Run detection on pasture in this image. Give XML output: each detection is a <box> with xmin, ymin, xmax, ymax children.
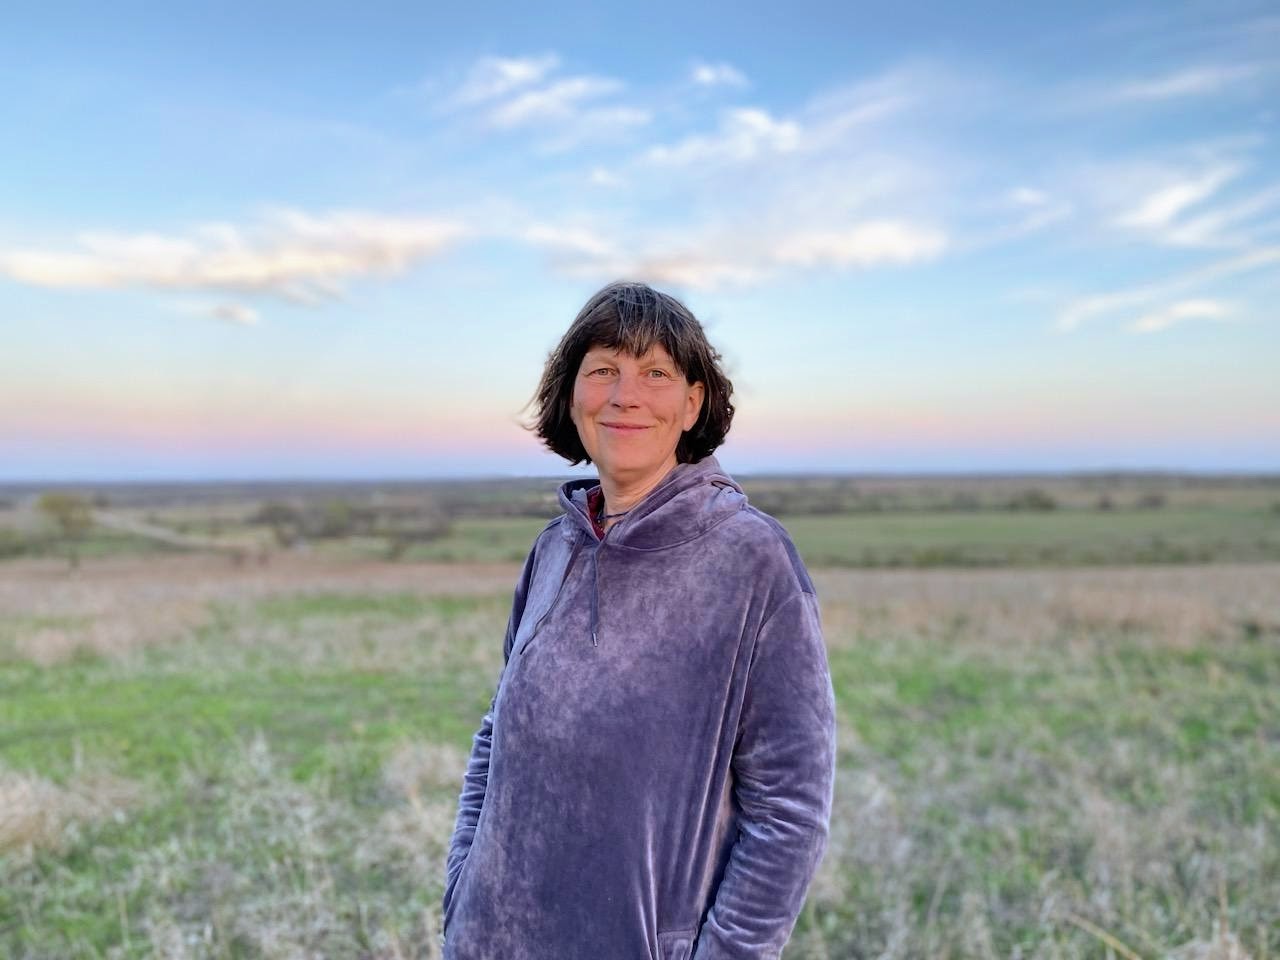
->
<box><xmin>2</xmin><ymin>551</ymin><xmax>1276</xmax><ymax>959</ymax></box>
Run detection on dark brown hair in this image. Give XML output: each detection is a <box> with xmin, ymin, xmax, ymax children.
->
<box><xmin>530</xmin><ymin>281</ymin><xmax>735</xmax><ymax>465</ymax></box>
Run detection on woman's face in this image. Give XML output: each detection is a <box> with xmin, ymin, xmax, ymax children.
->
<box><xmin>570</xmin><ymin>343</ymin><xmax>705</xmax><ymax>489</ymax></box>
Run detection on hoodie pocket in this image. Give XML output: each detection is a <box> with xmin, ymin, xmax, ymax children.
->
<box><xmin>657</xmin><ymin>929</ymin><xmax>696</xmax><ymax>960</ymax></box>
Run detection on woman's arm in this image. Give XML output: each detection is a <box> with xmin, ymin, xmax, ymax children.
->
<box><xmin>694</xmin><ymin>590</ymin><xmax>837</xmax><ymax>960</ymax></box>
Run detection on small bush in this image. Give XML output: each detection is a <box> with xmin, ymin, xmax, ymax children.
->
<box><xmin>0</xmin><ymin>528</ymin><xmax>30</xmax><ymax>558</ymax></box>
<box><xmin>1006</xmin><ymin>488</ymin><xmax>1057</xmax><ymax>511</ymax></box>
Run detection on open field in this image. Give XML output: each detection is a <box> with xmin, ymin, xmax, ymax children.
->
<box><xmin>5</xmin><ymin>474</ymin><xmax>1280</xmax><ymax>570</ymax></box>
<box><xmin>1</xmin><ymin>554</ymin><xmax>1276</xmax><ymax>958</ymax></box>
<box><xmin>7</xmin><ymin>508</ymin><xmax>1280</xmax><ymax>570</ymax></box>
<box><xmin>359</xmin><ymin>506</ymin><xmax>1280</xmax><ymax>567</ymax></box>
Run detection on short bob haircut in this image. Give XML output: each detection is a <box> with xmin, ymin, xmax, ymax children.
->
<box><xmin>531</xmin><ymin>281</ymin><xmax>735</xmax><ymax>466</ymax></box>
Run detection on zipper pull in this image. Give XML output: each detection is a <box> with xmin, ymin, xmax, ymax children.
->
<box><xmin>591</xmin><ymin>629</ymin><xmax>598</xmax><ymax>647</ymax></box>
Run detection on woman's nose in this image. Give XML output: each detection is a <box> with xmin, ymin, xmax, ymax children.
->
<box><xmin>609</xmin><ymin>371</ymin><xmax>641</xmax><ymax>407</ymax></box>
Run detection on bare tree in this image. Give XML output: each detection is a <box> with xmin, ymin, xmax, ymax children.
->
<box><xmin>37</xmin><ymin>492</ymin><xmax>94</xmax><ymax>571</ymax></box>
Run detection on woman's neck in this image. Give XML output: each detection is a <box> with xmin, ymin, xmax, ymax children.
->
<box><xmin>598</xmin><ymin>458</ymin><xmax>677</xmax><ymax>527</ymax></box>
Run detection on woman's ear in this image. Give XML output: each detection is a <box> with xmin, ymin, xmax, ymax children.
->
<box><xmin>684</xmin><ymin>382</ymin><xmax>706</xmax><ymax>431</ymax></box>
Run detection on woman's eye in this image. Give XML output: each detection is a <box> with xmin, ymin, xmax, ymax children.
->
<box><xmin>647</xmin><ymin>369</ymin><xmax>671</xmax><ymax>379</ymax></box>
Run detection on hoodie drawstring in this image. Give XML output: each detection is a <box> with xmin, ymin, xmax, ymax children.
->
<box><xmin>589</xmin><ymin>546</ymin><xmax>599</xmax><ymax>647</ymax></box>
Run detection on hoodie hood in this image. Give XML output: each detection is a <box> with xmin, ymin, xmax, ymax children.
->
<box><xmin>556</xmin><ymin>455</ymin><xmax>745</xmax><ymax>551</ymax></box>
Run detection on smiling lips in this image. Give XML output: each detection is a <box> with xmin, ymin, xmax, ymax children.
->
<box><xmin>601</xmin><ymin>422</ymin><xmax>650</xmax><ymax>431</ymax></box>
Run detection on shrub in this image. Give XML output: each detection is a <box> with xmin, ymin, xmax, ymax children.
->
<box><xmin>0</xmin><ymin>528</ymin><xmax>29</xmax><ymax>558</ymax></box>
<box><xmin>1006</xmin><ymin>488</ymin><xmax>1057</xmax><ymax>512</ymax></box>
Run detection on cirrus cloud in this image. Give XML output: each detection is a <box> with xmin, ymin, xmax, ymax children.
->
<box><xmin>690</xmin><ymin>61</ymin><xmax>749</xmax><ymax>89</ymax></box>
<box><xmin>451</xmin><ymin>53</ymin><xmax>560</xmax><ymax>106</ymax></box>
<box><xmin>774</xmin><ymin>221</ymin><xmax>947</xmax><ymax>268</ymax></box>
<box><xmin>1129</xmin><ymin>298</ymin><xmax>1232</xmax><ymax>333</ymax></box>
<box><xmin>645</xmin><ymin>107</ymin><xmax>801</xmax><ymax>166</ymax></box>
<box><xmin>1114</xmin><ymin>63</ymin><xmax>1268</xmax><ymax>102</ymax></box>
<box><xmin>0</xmin><ymin>209</ymin><xmax>465</xmax><ymax>305</ymax></box>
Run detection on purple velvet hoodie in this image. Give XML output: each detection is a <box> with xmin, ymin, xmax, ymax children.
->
<box><xmin>443</xmin><ymin>455</ymin><xmax>836</xmax><ymax>960</ymax></box>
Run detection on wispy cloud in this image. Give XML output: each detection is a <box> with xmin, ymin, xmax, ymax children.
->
<box><xmin>170</xmin><ymin>300</ymin><xmax>261</xmax><ymax>326</ymax></box>
<box><xmin>1114</xmin><ymin>164</ymin><xmax>1240</xmax><ymax>231</ymax></box>
<box><xmin>520</xmin><ymin>223</ymin><xmax>617</xmax><ymax>260</ymax></box>
<box><xmin>529</xmin><ymin>216</ymin><xmax>946</xmax><ymax>291</ymax></box>
<box><xmin>440</xmin><ymin>52</ymin><xmax>649</xmax><ymax>144</ymax></box>
<box><xmin>451</xmin><ymin>54</ymin><xmax>560</xmax><ymax>105</ymax></box>
<box><xmin>0</xmin><ymin>210</ymin><xmax>464</xmax><ymax>306</ymax></box>
<box><xmin>1129</xmin><ymin>298</ymin><xmax>1232</xmax><ymax>333</ymax></box>
<box><xmin>587</xmin><ymin>167</ymin><xmax>624</xmax><ymax>187</ymax></box>
<box><xmin>519</xmin><ymin>64</ymin><xmax>958</xmax><ymax>290</ymax></box>
<box><xmin>774</xmin><ymin>221</ymin><xmax>947</xmax><ymax>268</ymax></box>
<box><xmin>604</xmin><ymin>252</ymin><xmax>766</xmax><ymax>291</ymax></box>
<box><xmin>1162</xmin><ymin>182</ymin><xmax>1280</xmax><ymax>247</ymax></box>
<box><xmin>999</xmin><ymin>186</ymin><xmax>1073</xmax><ymax>237</ymax></box>
<box><xmin>645</xmin><ymin>107</ymin><xmax>800</xmax><ymax>166</ymax></box>
<box><xmin>487</xmin><ymin>75</ymin><xmax>622</xmax><ymax>127</ymax></box>
<box><xmin>690</xmin><ymin>61</ymin><xmax>749</xmax><ymax>88</ymax></box>
<box><xmin>1057</xmin><ymin>246</ymin><xmax>1280</xmax><ymax>331</ymax></box>
<box><xmin>645</xmin><ymin>68</ymin><xmax>917</xmax><ymax>171</ymax></box>
<box><xmin>538</xmin><ymin>106</ymin><xmax>653</xmax><ymax>153</ymax></box>
<box><xmin>1114</xmin><ymin>63</ymin><xmax>1266</xmax><ymax>101</ymax></box>
<box><xmin>796</xmin><ymin>67</ymin><xmax>923</xmax><ymax>148</ymax></box>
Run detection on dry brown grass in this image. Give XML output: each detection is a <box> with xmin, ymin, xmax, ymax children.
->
<box><xmin>114</xmin><ymin>734</ymin><xmax>448</xmax><ymax>960</ymax></box>
<box><xmin>367</xmin><ymin>740</ymin><xmax>468</xmax><ymax>887</ymax></box>
<box><xmin>6</xmin><ymin>553</ymin><xmax>1275</xmax><ymax>668</ymax></box>
<box><xmin>814</xmin><ymin>563</ymin><xmax>1280</xmax><ymax>654</ymax></box>
<box><xmin>383</xmin><ymin>741</ymin><xmax>470</xmax><ymax>801</ymax></box>
<box><xmin>0</xmin><ymin>766</ymin><xmax>141</xmax><ymax>861</ymax></box>
<box><xmin>0</xmin><ymin>554</ymin><xmax>520</xmax><ymax>666</ymax></box>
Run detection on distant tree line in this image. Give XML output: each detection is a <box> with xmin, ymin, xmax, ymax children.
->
<box><xmin>741</xmin><ymin>484</ymin><xmax>1182</xmax><ymax>516</ymax></box>
<box><xmin>248</xmin><ymin>497</ymin><xmax>451</xmax><ymax>559</ymax></box>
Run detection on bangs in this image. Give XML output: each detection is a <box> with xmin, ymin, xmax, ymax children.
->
<box><xmin>576</xmin><ymin>286</ymin><xmax>699</xmax><ymax>379</ymax></box>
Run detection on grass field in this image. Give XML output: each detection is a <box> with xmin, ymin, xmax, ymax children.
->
<box><xmin>1</xmin><ymin>555</ymin><xmax>1276</xmax><ymax>958</ymax></box>
<box><xmin>309</xmin><ymin>506</ymin><xmax>1280</xmax><ymax>568</ymax></box>
<box><xmin>6</xmin><ymin>479</ymin><xmax>1280</xmax><ymax>571</ymax></box>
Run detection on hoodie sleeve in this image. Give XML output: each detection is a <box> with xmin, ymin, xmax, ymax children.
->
<box><xmin>442</xmin><ymin>543</ymin><xmax>537</xmax><ymax>915</ymax></box>
<box><xmin>694</xmin><ymin>590</ymin><xmax>837</xmax><ymax>960</ymax></box>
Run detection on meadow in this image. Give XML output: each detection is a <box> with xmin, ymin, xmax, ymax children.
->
<box><xmin>1</xmin><ymin>477</ymin><xmax>1278</xmax><ymax>958</ymax></box>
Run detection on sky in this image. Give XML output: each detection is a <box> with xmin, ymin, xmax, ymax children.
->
<box><xmin>2</xmin><ymin>0</ymin><xmax>1278</xmax><ymax>480</ymax></box>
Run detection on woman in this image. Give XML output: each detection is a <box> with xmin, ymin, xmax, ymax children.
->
<box><xmin>443</xmin><ymin>282</ymin><xmax>836</xmax><ymax>960</ymax></box>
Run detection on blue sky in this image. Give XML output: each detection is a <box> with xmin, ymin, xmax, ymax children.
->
<box><xmin>2</xmin><ymin>0</ymin><xmax>1278</xmax><ymax>479</ymax></box>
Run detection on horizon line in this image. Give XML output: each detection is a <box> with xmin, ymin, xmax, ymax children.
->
<box><xmin>4</xmin><ymin>466</ymin><xmax>1280</xmax><ymax>488</ymax></box>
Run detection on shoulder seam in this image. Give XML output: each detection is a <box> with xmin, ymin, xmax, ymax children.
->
<box><xmin>741</xmin><ymin>506</ymin><xmax>816</xmax><ymax>596</ymax></box>
<box><xmin>757</xmin><ymin>589</ymin><xmax>816</xmax><ymax>635</ymax></box>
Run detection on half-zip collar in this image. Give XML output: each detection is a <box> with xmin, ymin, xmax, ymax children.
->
<box><xmin>557</xmin><ymin>455</ymin><xmax>744</xmax><ymax>550</ymax></box>
<box><xmin>555</xmin><ymin>456</ymin><xmax>747</xmax><ymax>647</ymax></box>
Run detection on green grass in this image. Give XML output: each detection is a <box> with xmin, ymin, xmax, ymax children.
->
<box><xmin>780</xmin><ymin>506</ymin><xmax>1280</xmax><ymax>566</ymax></box>
<box><xmin>12</xmin><ymin>503</ymin><xmax>1280</xmax><ymax>569</ymax></box>
<box><xmin>0</xmin><ymin>595</ymin><xmax>502</xmax><ymax>797</ymax></box>
<box><xmin>327</xmin><ymin>506</ymin><xmax>1280</xmax><ymax>567</ymax></box>
<box><xmin>0</xmin><ymin>666</ymin><xmax>481</xmax><ymax>785</ymax></box>
<box><xmin>306</xmin><ymin>516</ymin><xmax>549</xmax><ymax>564</ymax></box>
<box><xmin>1</xmin><ymin>590</ymin><xmax>505</xmax><ymax>958</ymax></box>
<box><xmin>2</xmin><ymin>570</ymin><xmax>1277</xmax><ymax>958</ymax></box>
<box><xmin>251</xmin><ymin>590</ymin><xmax>491</xmax><ymax>626</ymax></box>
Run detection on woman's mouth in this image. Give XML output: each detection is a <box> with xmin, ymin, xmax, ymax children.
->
<box><xmin>602</xmin><ymin>423</ymin><xmax>649</xmax><ymax>432</ymax></box>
